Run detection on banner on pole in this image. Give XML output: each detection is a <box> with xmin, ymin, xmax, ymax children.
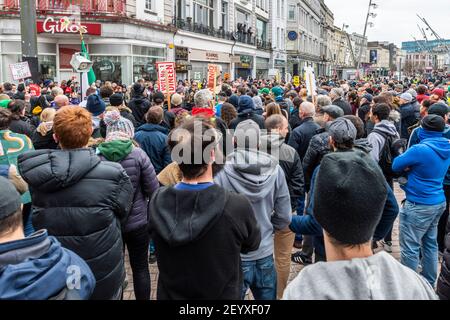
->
<box><xmin>156</xmin><ymin>62</ymin><xmax>176</xmax><ymax>94</ymax></box>
<box><xmin>207</xmin><ymin>64</ymin><xmax>219</xmax><ymax>94</ymax></box>
<box><xmin>9</xmin><ymin>62</ymin><xmax>31</xmax><ymax>81</ymax></box>
<box><xmin>293</xmin><ymin>76</ymin><xmax>300</xmax><ymax>87</ymax></box>
<box><xmin>305</xmin><ymin>66</ymin><xmax>317</xmax><ymax>97</ymax></box>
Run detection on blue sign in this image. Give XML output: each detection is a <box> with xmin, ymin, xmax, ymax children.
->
<box><xmin>288</xmin><ymin>31</ymin><xmax>298</xmax><ymax>41</ymax></box>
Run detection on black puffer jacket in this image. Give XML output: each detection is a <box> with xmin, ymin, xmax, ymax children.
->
<box><xmin>260</xmin><ymin>133</ymin><xmax>305</xmax><ymax>211</ymax></box>
<box><xmin>31</xmin><ymin>129</ymin><xmax>59</xmax><ymax>150</ymax></box>
<box><xmin>18</xmin><ymin>148</ymin><xmax>133</xmax><ymax>300</ymax></box>
<box><xmin>9</xmin><ymin>117</ymin><xmax>36</xmax><ymax>139</ymax></box>
<box><xmin>129</xmin><ymin>95</ymin><xmax>151</xmax><ymax>127</ymax></box>
<box><xmin>437</xmin><ymin>218</ymin><xmax>450</xmax><ymax>300</ymax></box>
<box><xmin>302</xmin><ymin>128</ymin><xmax>331</xmax><ymax>192</ymax></box>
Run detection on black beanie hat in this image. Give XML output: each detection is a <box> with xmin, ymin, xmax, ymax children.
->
<box><xmin>153</xmin><ymin>91</ymin><xmax>165</xmax><ymax>104</ymax></box>
<box><xmin>109</xmin><ymin>93</ymin><xmax>124</xmax><ymax>106</ymax></box>
<box><xmin>314</xmin><ymin>150</ymin><xmax>388</xmax><ymax>245</ymax></box>
<box><xmin>133</xmin><ymin>83</ymin><xmax>144</xmax><ymax>95</ymax></box>
<box><xmin>0</xmin><ymin>176</ymin><xmax>21</xmax><ymax>220</ymax></box>
<box><xmin>422</xmin><ymin>114</ymin><xmax>445</xmax><ymax>132</ymax></box>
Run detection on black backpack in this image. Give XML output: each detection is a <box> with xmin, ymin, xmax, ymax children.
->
<box><xmin>372</xmin><ymin>129</ymin><xmax>407</xmax><ymax>178</ymax></box>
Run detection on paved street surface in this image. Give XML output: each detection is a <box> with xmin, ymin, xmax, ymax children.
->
<box><xmin>123</xmin><ymin>183</ymin><xmax>405</xmax><ymax>300</ymax></box>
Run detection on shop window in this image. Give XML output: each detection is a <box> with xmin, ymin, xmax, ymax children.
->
<box><xmin>39</xmin><ymin>55</ymin><xmax>57</xmax><ymax>80</ymax></box>
<box><xmin>91</xmin><ymin>56</ymin><xmax>122</xmax><ymax>84</ymax></box>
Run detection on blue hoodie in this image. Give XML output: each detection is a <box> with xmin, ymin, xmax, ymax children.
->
<box><xmin>393</xmin><ymin>131</ymin><xmax>450</xmax><ymax>205</ymax></box>
<box><xmin>408</xmin><ymin>125</ymin><xmax>450</xmax><ymax>185</ymax></box>
<box><xmin>0</xmin><ymin>230</ymin><xmax>95</xmax><ymax>300</ymax></box>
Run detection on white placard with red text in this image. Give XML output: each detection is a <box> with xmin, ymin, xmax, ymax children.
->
<box><xmin>156</xmin><ymin>62</ymin><xmax>176</xmax><ymax>94</ymax></box>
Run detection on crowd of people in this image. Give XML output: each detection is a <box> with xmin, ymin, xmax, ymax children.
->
<box><xmin>0</xmin><ymin>73</ymin><xmax>449</xmax><ymax>300</ymax></box>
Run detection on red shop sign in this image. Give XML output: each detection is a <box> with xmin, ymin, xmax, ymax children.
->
<box><xmin>37</xmin><ymin>17</ymin><xmax>101</xmax><ymax>35</ymax></box>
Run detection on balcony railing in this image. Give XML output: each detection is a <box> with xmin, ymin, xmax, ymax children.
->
<box><xmin>256</xmin><ymin>39</ymin><xmax>272</xmax><ymax>51</ymax></box>
<box><xmin>174</xmin><ymin>18</ymin><xmax>256</xmax><ymax>46</ymax></box>
<box><xmin>2</xmin><ymin>0</ymin><xmax>126</xmax><ymax>15</ymax></box>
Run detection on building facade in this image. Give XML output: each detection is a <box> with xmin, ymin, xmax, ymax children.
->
<box><xmin>402</xmin><ymin>39</ymin><xmax>450</xmax><ymax>74</ymax></box>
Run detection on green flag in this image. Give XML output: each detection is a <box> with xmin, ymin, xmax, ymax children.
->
<box><xmin>81</xmin><ymin>39</ymin><xmax>96</xmax><ymax>85</ymax></box>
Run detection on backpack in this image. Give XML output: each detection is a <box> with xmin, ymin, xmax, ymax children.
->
<box><xmin>372</xmin><ymin>129</ymin><xmax>407</xmax><ymax>178</ymax></box>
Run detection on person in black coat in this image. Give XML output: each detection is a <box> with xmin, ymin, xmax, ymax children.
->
<box><xmin>18</xmin><ymin>106</ymin><xmax>133</xmax><ymax>300</ymax></box>
<box><xmin>149</xmin><ymin>118</ymin><xmax>261</xmax><ymax>299</ymax></box>
<box><xmin>31</xmin><ymin>107</ymin><xmax>58</xmax><ymax>150</ymax></box>
<box><xmin>7</xmin><ymin>99</ymin><xmax>35</xmax><ymax>139</ymax></box>
<box><xmin>288</xmin><ymin>101</ymin><xmax>321</xmax><ymax>162</ymax></box>
<box><xmin>330</xmin><ymin>88</ymin><xmax>352</xmax><ymax>115</ymax></box>
<box><xmin>289</xmin><ymin>97</ymin><xmax>303</xmax><ymax>130</ymax></box>
<box><xmin>128</xmin><ymin>83</ymin><xmax>151</xmax><ymax>127</ymax></box>
<box><xmin>229</xmin><ymin>95</ymin><xmax>265</xmax><ymax>129</ymax></box>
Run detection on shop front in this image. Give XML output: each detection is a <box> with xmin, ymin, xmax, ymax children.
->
<box><xmin>175</xmin><ymin>47</ymin><xmax>191</xmax><ymax>81</ymax></box>
<box><xmin>189</xmin><ymin>49</ymin><xmax>230</xmax><ymax>81</ymax></box>
<box><xmin>0</xmin><ymin>16</ymin><xmax>168</xmax><ymax>85</ymax></box>
<box><xmin>234</xmin><ymin>55</ymin><xmax>253</xmax><ymax>79</ymax></box>
<box><xmin>274</xmin><ymin>59</ymin><xmax>286</xmax><ymax>79</ymax></box>
<box><xmin>256</xmin><ymin>57</ymin><xmax>269</xmax><ymax>79</ymax></box>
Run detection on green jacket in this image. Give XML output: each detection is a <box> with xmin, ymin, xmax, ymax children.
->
<box><xmin>0</xmin><ymin>130</ymin><xmax>33</xmax><ymax>203</ymax></box>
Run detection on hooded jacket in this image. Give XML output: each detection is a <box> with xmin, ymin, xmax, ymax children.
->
<box><xmin>134</xmin><ymin>123</ymin><xmax>172</xmax><ymax>174</ymax></box>
<box><xmin>214</xmin><ymin>149</ymin><xmax>292</xmax><ymax>261</ymax></box>
<box><xmin>367</xmin><ymin>120</ymin><xmax>400</xmax><ymax>163</ymax></box>
<box><xmin>0</xmin><ymin>230</ymin><xmax>95</xmax><ymax>300</ymax></box>
<box><xmin>409</xmin><ymin>125</ymin><xmax>450</xmax><ymax>186</ymax></box>
<box><xmin>229</xmin><ymin>97</ymin><xmax>265</xmax><ymax>130</ymax></box>
<box><xmin>17</xmin><ymin>148</ymin><xmax>134</xmax><ymax>300</ymax></box>
<box><xmin>149</xmin><ymin>184</ymin><xmax>261</xmax><ymax>299</ymax></box>
<box><xmin>128</xmin><ymin>95</ymin><xmax>151</xmax><ymax>127</ymax></box>
<box><xmin>283</xmin><ymin>251</ymin><xmax>437</xmax><ymax>300</ymax></box>
<box><xmin>98</xmin><ymin>141</ymin><xmax>159</xmax><ymax>233</ymax></box>
<box><xmin>9</xmin><ymin>117</ymin><xmax>36</xmax><ymax>139</ymax></box>
<box><xmin>393</xmin><ymin>132</ymin><xmax>450</xmax><ymax>205</ymax></box>
<box><xmin>32</xmin><ymin>129</ymin><xmax>59</xmax><ymax>150</ymax></box>
<box><xmin>260</xmin><ymin>133</ymin><xmax>304</xmax><ymax>210</ymax></box>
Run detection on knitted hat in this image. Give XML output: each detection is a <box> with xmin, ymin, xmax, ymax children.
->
<box><xmin>0</xmin><ymin>176</ymin><xmax>21</xmax><ymax>220</ymax></box>
<box><xmin>171</xmin><ymin>93</ymin><xmax>183</xmax><ymax>106</ymax></box>
<box><xmin>271</xmin><ymin>86</ymin><xmax>284</xmax><ymax>97</ymax></box>
<box><xmin>314</xmin><ymin>150</ymin><xmax>388</xmax><ymax>245</ymax></box>
<box><xmin>259</xmin><ymin>88</ymin><xmax>270</xmax><ymax>95</ymax></box>
<box><xmin>428</xmin><ymin>102</ymin><xmax>450</xmax><ymax>119</ymax></box>
<box><xmin>432</xmin><ymin>88</ymin><xmax>445</xmax><ymax>99</ymax></box>
<box><xmin>0</xmin><ymin>99</ymin><xmax>11</xmax><ymax>109</ymax></box>
<box><xmin>109</xmin><ymin>93</ymin><xmax>124</xmax><ymax>106</ymax></box>
<box><xmin>153</xmin><ymin>91</ymin><xmax>165</xmax><ymax>104</ymax></box>
<box><xmin>328</xmin><ymin>118</ymin><xmax>357</xmax><ymax>144</ymax></box>
<box><xmin>133</xmin><ymin>83</ymin><xmax>144</xmax><ymax>95</ymax></box>
<box><xmin>237</xmin><ymin>95</ymin><xmax>255</xmax><ymax>113</ymax></box>
<box><xmin>228</xmin><ymin>95</ymin><xmax>239</xmax><ymax>109</ymax></box>
<box><xmin>103</xmin><ymin>110</ymin><xmax>135</xmax><ymax>141</ymax></box>
<box><xmin>400</xmin><ymin>92</ymin><xmax>413</xmax><ymax>102</ymax></box>
<box><xmin>421</xmin><ymin>114</ymin><xmax>445</xmax><ymax>132</ymax></box>
<box><xmin>362</xmin><ymin>93</ymin><xmax>373</xmax><ymax>103</ymax></box>
<box><xmin>86</xmin><ymin>94</ymin><xmax>106</xmax><ymax>116</ymax></box>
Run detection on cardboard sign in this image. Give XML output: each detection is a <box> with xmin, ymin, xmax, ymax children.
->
<box><xmin>293</xmin><ymin>76</ymin><xmax>300</xmax><ymax>87</ymax></box>
<box><xmin>207</xmin><ymin>64</ymin><xmax>219</xmax><ymax>94</ymax></box>
<box><xmin>156</xmin><ymin>62</ymin><xmax>176</xmax><ymax>94</ymax></box>
<box><xmin>9</xmin><ymin>62</ymin><xmax>31</xmax><ymax>81</ymax></box>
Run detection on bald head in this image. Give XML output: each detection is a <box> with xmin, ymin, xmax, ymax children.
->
<box><xmin>54</xmin><ymin>95</ymin><xmax>69</xmax><ymax>109</ymax></box>
<box><xmin>299</xmin><ymin>101</ymin><xmax>315</xmax><ymax>118</ymax></box>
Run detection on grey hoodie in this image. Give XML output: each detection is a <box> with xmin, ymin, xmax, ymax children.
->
<box><xmin>214</xmin><ymin>148</ymin><xmax>292</xmax><ymax>261</ymax></box>
<box><xmin>367</xmin><ymin>120</ymin><xmax>399</xmax><ymax>162</ymax></box>
<box><xmin>283</xmin><ymin>251</ymin><xmax>438</xmax><ymax>300</ymax></box>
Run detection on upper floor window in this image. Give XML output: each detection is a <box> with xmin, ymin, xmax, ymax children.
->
<box><xmin>145</xmin><ymin>0</ymin><xmax>154</xmax><ymax>12</ymax></box>
<box><xmin>193</xmin><ymin>0</ymin><xmax>214</xmax><ymax>28</ymax></box>
<box><xmin>288</xmin><ymin>4</ymin><xmax>295</xmax><ymax>20</ymax></box>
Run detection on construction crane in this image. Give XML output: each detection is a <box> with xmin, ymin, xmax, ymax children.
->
<box><xmin>417</xmin><ymin>14</ymin><xmax>449</xmax><ymax>52</ymax></box>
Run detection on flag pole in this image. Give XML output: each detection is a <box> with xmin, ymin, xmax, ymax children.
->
<box><xmin>79</xmin><ymin>27</ymin><xmax>84</xmax><ymax>101</ymax></box>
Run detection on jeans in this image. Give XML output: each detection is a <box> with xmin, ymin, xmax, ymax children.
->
<box><xmin>123</xmin><ymin>225</ymin><xmax>151</xmax><ymax>300</ymax></box>
<box><xmin>373</xmin><ymin>184</ymin><xmax>399</xmax><ymax>242</ymax></box>
<box><xmin>399</xmin><ymin>200</ymin><xmax>446</xmax><ymax>286</ymax></box>
<box><xmin>295</xmin><ymin>196</ymin><xmax>305</xmax><ymax>242</ymax></box>
<box><xmin>274</xmin><ymin>228</ymin><xmax>295</xmax><ymax>299</ymax></box>
<box><xmin>241</xmin><ymin>255</ymin><xmax>277</xmax><ymax>300</ymax></box>
<box><xmin>438</xmin><ymin>184</ymin><xmax>450</xmax><ymax>252</ymax></box>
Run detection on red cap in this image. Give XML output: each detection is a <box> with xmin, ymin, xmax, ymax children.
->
<box><xmin>191</xmin><ymin>107</ymin><xmax>215</xmax><ymax>118</ymax></box>
<box><xmin>432</xmin><ymin>88</ymin><xmax>444</xmax><ymax>99</ymax></box>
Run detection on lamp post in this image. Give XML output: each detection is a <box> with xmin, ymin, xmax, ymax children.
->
<box><xmin>356</xmin><ymin>0</ymin><xmax>378</xmax><ymax>79</ymax></box>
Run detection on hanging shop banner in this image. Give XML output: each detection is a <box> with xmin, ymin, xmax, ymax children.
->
<box><xmin>9</xmin><ymin>62</ymin><xmax>31</xmax><ymax>81</ymax></box>
<box><xmin>207</xmin><ymin>64</ymin><xmax>219</xmax><ymax>93</ymax></box>
<box><xmin>156</xmin><ymin>62</ymin><xmax>176</xmax><ymax>94</ymax></box>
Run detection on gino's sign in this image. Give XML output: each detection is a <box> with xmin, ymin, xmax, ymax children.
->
<box><xmin>37</xmin><ymin>17</ymin><xmax>101</xmax><ymax>35</ymax></box>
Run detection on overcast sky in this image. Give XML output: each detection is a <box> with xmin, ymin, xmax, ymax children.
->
<box><xmin>324</xmin><ymin>0</ymin><xmax>450</xmax><ymax>47</ymax></box>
